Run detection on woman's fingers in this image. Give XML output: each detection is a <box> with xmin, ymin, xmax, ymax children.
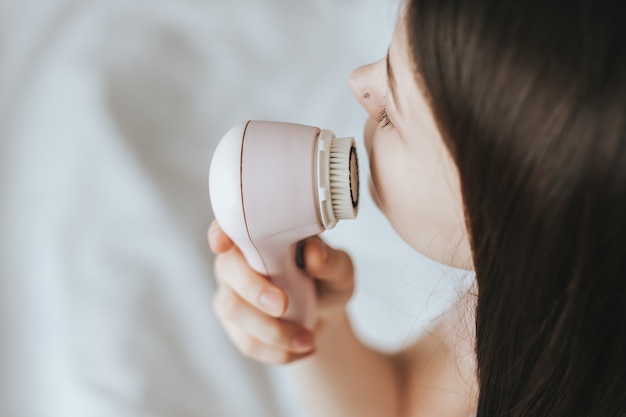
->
<box><xmin>210</xmin><ymin>221</ymin><xmax>354</xmax><ymax>312</ymax></box>
<box><xmin>214</xmin><ymin>285</ymin><xmax>315</xmax><ymax>353</ymax></box>
<box><xmin>209</xmin><ymin>220</ymin><xmax>354</xmax><ymax>364</ymax></box>
<box><xmin>214</xmin><ymin>244</ymin><xmax>288</xmax><ymax>317</ymax></box>
<box><xmin>301</xmin><ymin>236</ymin><xmax>355</xmax><ymax>308</ymax></box>
<box><xmin>210</xmin><ymin>219</ymin><xmax>316</xmax><ymax>364</ymax></box>
<box><xmin>223</xmin><ymin>325</ymin><xmax>316</xmax><ymax>365</ymax></box>
<box><xmin>208</xmin><ymin>220</ymin><xmax>234</xmax><ymax>254</ymax></box>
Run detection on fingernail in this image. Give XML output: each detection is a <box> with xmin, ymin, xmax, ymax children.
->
<box><xmin>295</xmin><ymin>240</ymin><xmax>305</xmax><ymax>269</ymax></box>
<box><xmin>291</xmin><ymin>333</ymin><xmax>314</xmax><ymax>352</ymax></box>
<box><xmin>259</xmin><ymin>290</ymin><xmax>283</xmax><ymax>316</ymax></box>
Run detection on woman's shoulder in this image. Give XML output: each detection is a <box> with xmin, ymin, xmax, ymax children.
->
<box><xmin>393</xmin><ymin>289</ymin><xmax>478</xmax><ymax>417</ymax></box>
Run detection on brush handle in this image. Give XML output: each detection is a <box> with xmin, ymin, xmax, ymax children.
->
<box><xmin>239</xmin><ymin>121</ymin><xmax>325</xmax><ymax>329</ymax></box>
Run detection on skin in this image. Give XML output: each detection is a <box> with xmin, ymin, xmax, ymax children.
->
<box><xmin>209</xmin><ymin>10</ymin><xmax>477</xmax><ymax>417</ymax></box>
<box><xmin>351</xmin><ymin>15</ymin><xmax>473</xmax><ymax>270</ymax></box>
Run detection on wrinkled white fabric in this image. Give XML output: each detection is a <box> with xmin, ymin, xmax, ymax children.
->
<box><xmin>0</xmin><ymin>1</ymin><xmax>469</xmax><ymax>416</ymax></box>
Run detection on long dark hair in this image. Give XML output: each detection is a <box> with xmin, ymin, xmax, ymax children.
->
<box><xmin>407</xmin><ymin>0</ymin><xmax>626</xmax><ymax>415</ymax></box>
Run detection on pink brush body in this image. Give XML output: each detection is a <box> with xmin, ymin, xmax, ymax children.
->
<box><xmin>209</xmin><ymin>121</ymin><xmax>325</xmax><ymax>328</ymax></box>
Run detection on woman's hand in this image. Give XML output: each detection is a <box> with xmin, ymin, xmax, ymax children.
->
<box><xmin>208</xmin><ymin>220</ymin><xmax>355</xmax><ymax>365</ymax></box>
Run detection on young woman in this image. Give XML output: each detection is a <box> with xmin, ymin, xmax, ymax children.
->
<box><xmin>209</xmin><ymin>1</ymin><xmax>626</xmax><ymax>416</ymax></box>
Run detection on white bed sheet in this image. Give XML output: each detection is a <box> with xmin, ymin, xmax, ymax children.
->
<box><xmin>0</xmin><ymin>1</ymin><xmax>471</xmax><ymax>416</ymax></box>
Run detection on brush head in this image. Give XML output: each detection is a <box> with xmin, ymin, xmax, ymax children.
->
<box><xmin>330</xmin><ymin>137</ymin><xmax>359</xmax><ymax>220</ymax></box>
<box><xmin>316</xmin><ymin>131</ymin><xmax>359</xmax><ymax>229</ymax></box>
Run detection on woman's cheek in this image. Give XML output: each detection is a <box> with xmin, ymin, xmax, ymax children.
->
<box><xmin>363</xmin><ymin>117</ymin><xmax>378</xmax><ymax>155</ymax></box>
<box><xmin>372</xmin><ymin>139</ymin><xmax>404</xmax><ymax>213</ymax></box>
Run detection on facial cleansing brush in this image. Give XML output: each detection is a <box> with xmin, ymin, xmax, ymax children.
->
<box><xmin>209</xmin><ymin>120</ymin><xmax>359</xmax><ymax>329</ymax></box>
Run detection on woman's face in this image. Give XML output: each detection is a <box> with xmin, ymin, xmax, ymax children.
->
<box><xmin>349</xmin><ymin>14</ymin><xmax>473</xmax><ymax>270</ymax></box>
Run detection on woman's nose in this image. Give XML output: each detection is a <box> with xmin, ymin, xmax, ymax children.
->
<box><xmin>349</xmin><ymin>58</ymin><xmax>387</xmax><ymax>120</ymax></box>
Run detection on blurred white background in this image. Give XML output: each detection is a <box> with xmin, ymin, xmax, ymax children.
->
<box><xmin>0</xmin><ymin>0</ymin><xmax>469</xmax><ymax>416</ymax></box>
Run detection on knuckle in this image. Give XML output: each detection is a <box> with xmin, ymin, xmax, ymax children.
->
<box><xmin>215</xmin><ymin>290</ymin><xmax>242</xmax><ymax>321</ymax></box>
<box><xmin>322</xmin><ymin>250</ymin><xmax>354</xmax><ymax>280</ymax></box>
<box><xmin>265</xmin><ymin>323</ymin><xmax>288</xmax><ymax>346</ymax></box>
<box><xmin>267</xmin><ymin>350</ymin><xmax>291</xmax><ymax>365</ymax></box>
<box><xmin>238</xmin><ymin>336</ymin><xmax>259</xmax><ymax>358</ymax></box>
<box><xmin>237</xmin><ymin>337</ymin><xmax>297</xmax><ymax>365</ymax></box>
<box><xmin>338</xmin><ymin>250</ymin><xmax>354</xmax><ymax>275</ymax></box>
<box><xmin>241</xmin><ymin>282</ymin><xmax>264</xmax><ymax>306</ymax></box>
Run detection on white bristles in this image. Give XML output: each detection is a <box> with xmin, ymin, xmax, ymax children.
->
<box><xmin>330</xmin><ymin>138</ymin><xmax>358</xmax><ymax>220</ymax></box>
